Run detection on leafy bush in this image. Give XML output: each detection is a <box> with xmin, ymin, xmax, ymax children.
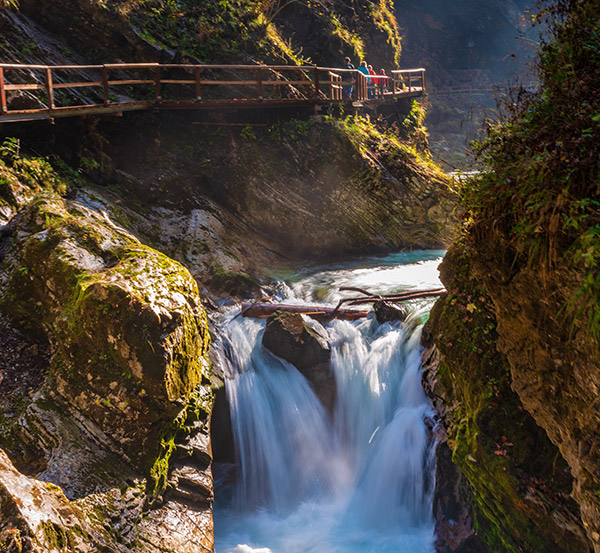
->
<box><xmin>460</xmin><ymin>0</ymin><xmax>600</xmax><ymax>340</ymax></box>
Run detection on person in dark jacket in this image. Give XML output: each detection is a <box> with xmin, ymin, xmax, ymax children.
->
<box><xmin>343</xmin><ymin>56</ymin><xmax>355</xmax><ymax>99</ymax></box>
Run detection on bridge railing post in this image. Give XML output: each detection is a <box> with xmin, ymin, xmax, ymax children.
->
<box><xmin>314</xmin><ymin>67</ymin><xmax>319</xmax><ymax>100</ymax></box>
<box><xmin>154</xmin><ymin>66</ymin><xmax>161</xmax><ymax>101</ymax></box>
<box><xmin>0</xmin><ymin>67</ymin><xmax>7</xmax><ymax>114</ymax></box>
<box><xmin>257</xmin><ymin>66</ymin><xmax>263</xmax><ymax>100</ymax></box>
<box><xmin>102</xmin><ymin>65</ymin><xmax>109</xmax><ymax>106</ymax></box>
<box><xmin>45</xmin><ymin>67</ymin><xmax>55</xmax><ymax>110</ymax></box>
<box><xmin>358</xmin><ymin>72</ymin><xmax>366</xmax><ymax>101</ymax></box>
<box><xmin>421</xmin><ymin>69</ymin><xmax>426</xmax><ymax>91</ymax></box>
<box><xmin>195</xmin><ymin>67</ymin><xmax>202</xmax><ymax>100</ymax></box>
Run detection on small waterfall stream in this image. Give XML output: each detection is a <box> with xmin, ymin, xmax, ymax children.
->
<box><xmin>213</xmin><ymin>251</ymin><xmax>444</xmax><ymax>553</ymax></box>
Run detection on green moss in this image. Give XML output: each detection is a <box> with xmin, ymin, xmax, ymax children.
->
<box><xmin>146</xmin><ymin>386</ymin><xmax>214</xmax><ymax>497</ymax></box>
<box><xmin>41</xmin><ymin>521</ymin><xmax>67</xmax><ymax>549</ymax></box>
<box><xmin>430</xmin><ymin>242</ymin><xmax>578</xmax><ymax>553</ymax></box>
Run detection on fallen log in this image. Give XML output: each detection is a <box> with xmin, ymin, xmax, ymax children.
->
<box><xmin>345</xmin><ymin>289</ymin><xmax>445</xmax><ymax>306</ymax></box>
<box><xmin>333</xmin><ymin>287</ymin><xmax>445</xmax><ymax>311</ymax></box>
<box><xmin>240</xmin><ymin>302</ymin><xmax>369</xmax><ymax>321</ymax></box>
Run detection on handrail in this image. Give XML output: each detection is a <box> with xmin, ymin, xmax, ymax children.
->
<box><xmin>0</xmin><ymin>63</ymin><xmax>426</xmax><ymax>122</ymax></box>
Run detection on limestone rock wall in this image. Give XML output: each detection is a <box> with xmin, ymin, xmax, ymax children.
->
<box><xmin>0</xmin><ymin>164</ymin><xmax>216</xmax><ymax>552</ymax></box>
<box><xmin>424</xmin><ymin>244</ymin><xmax>593</xmax><ymax>553</ymax></box>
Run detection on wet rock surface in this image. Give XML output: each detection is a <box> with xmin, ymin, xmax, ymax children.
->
<box><xmin>0</xmin><ymin>171</ymin><xmax>215</xmax><ymax>552</ymax></box>
<box><xmin>424</xmin><ymin>246</ymin><xmax>593</xmax><ymax>553</ymax></box>
<box><xmin>262</xmin><ymin>311</ymin><xmax>336</xmax><ymax>411</ymax></box>
<box><xmin>263</xmin><ymin>311</ymin><xmax>331</xmax><ymax>370</ymax></box>
<box><xmin>0</xmin><ymin>450</ymin><xmax>98</xmax><ymax>553</ymax></box>
<box><xmin>373</xmin><ymin>300</ymin><xmax>409</xmax><ymax>324</ymax></box>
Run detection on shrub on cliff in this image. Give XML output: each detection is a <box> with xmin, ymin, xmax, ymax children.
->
<box><xmin>461</xmin><ymin>0</ymin><xmax>600</xmax><ymax>341</ymax></box>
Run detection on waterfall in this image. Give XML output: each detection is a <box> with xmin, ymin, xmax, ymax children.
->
<box><xmin>214</xmin><ymin>252</ymin><xmax>443</xmax><ymax>553</ymax></box>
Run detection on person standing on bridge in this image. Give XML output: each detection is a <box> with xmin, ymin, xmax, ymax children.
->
<box><xmin>357</xmin><ymin>61</ymin><xmax>370</xmax><ymax>99</ymax></box>
<box><xmin>378</xmin><ymin>68</ymin><xmax>388</xmax><ymax>97</ymax></box>
<box><xmin>368</xmin><ymin>64</ymin><xmax>377</xmax><ymax>98</ymax></box>
<box><xmin>343</xmin><ymin>56</ymin><xmax>355</xmax><ymax>99</ymax></box>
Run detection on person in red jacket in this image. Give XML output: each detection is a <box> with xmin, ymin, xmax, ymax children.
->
<box><xmin>368</xmin><ymin>64</ymin><xmax>376</xmax><ymax>98</ymax></box>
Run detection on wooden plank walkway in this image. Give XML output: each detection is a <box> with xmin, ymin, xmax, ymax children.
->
<box><xmin>0</xmin><ymin>63</ymin><xmax>425</xmax><ymax>123</ymax></box>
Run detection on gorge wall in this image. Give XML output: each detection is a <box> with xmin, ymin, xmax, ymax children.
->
<box><xmin>426</xmin><ymin>2</ymin><xmax>600</xmax><ymax>552</ymax></box>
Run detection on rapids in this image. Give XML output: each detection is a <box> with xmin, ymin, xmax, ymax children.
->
<box><xmin>213</xmin><ymin>251</ymin><xmax>444</xmax><ymax>553</ymax></box>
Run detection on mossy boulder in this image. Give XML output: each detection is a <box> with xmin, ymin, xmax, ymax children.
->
<box><xmin>0</xmin><ymin>191</ymin><xmax>211</xmax><ymax>466</ymax></box>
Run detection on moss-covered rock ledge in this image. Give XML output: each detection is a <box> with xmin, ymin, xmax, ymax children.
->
<box><xmin>1</xmin><ymin>190</ymin><xmax>210</xmax><ymax>461</ymax></box>
<box><xmin>426</xmin><ymin>3</ymin><xmax>600</xmax><ymax>552</ymax></box>
<box><xmin>423</xmin><ymin>244</ymin><xmax>592</xmax><ymax>553</ymax></box>
<box><xmin>0</xmin><ymin>189</ymin><xmax>214</xmax><ymax>552</ymax></box>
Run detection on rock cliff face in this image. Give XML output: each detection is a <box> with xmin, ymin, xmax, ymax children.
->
<box><xmin>424</xmin><ymin>245</ymin><xmax>592</xmax><ymax>553</ymax></box>
<box><xmin>0</xmin><ymin>160</ymin><xmax>215</xmax><ymax>552</ymax></box>
<box><xmin>426</xmin><ymin>2</ymin><xmax>600</xmax><ymax>551</ymax></box>
<box><xmin>104</xmin><ymin>113</ymin><xmax>455</xmax><ymax>262</ymax></box>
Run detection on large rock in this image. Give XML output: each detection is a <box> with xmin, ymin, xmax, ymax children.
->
<box><xmin>421</xmin><ymin>327</ymin><xmax>487</xmax><ymax>553</ymax></box>
<box><xmin>262</xmin><ymin>311</ymin><xmax>335</xmax><ymax>411</ymax></box>
<box><xmin>0</xmin><ymin>447</ymin><xmax>134</xmax><ymax>553</ymax></box>
<box><xmin>433</xmin><ymin>444</ymin><xmax>487</xmax><ymax>553</ymax></box>
<box><xmin>0</xmin><ymin>186</ymin><xmax>216</xmax><ymax>552</ymax></box>
<box><xmin>0</xmin><ymin>191</ymin><xmax>210</xmax><ymax>465</ymax></box>
<box><xmin>467</xmin><ymin>240</ymin><xmax>600</xmax><ymax>551</ymax></box>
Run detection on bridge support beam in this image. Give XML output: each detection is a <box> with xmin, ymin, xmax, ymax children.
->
<box><xmin>154</xmin><ymin>67</ymin><xmax>161</xmax><ymax>101</ymax></box>
<box><xmin>102</xmin><ymin>66</ymin><xmax>109</xmax><ymax>106</ymax></box>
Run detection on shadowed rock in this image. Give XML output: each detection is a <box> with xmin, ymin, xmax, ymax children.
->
<box><xmin>374</xmin><ymin>300</ymin><xmax>409</xmax><ymax>324</ymax></box>
<box><xmin>262</xmin><ymin>312</ymin><xmax>335</xmax><ymax>411</ymax></box>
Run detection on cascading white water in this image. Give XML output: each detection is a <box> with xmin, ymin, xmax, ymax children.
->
<box><xmin>213</xmin><ymin>251</ymin><xmax>444</xmax><ymax>553</ymax></box>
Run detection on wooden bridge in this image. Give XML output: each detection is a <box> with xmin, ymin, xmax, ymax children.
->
<box><xmin>0</xmin><ymin>63</ymin><xmax>426</xmax><ymax>124</ymax></box>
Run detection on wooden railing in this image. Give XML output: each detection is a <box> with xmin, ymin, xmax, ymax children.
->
<box><xmin>0</xmin><ymin>63</ymin><xmax>426</xmax><ymax>122</ymax></box>
<box><xmin>391</xmin><ymin>68</ymin><xmax>426</xmax><ymax>96</ymax></box>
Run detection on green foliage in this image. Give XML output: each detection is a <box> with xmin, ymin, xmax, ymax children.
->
<box><xmin>331</xmin><ymin>113</ymin><xmax>442</xmax><ymax>177</ymax></box>
<box><xmin>267</xmin><ymin>117</ymin><xmax>317</xmax><ymax>141</ymax></box>
<box><xmin>104</xmin><ymin>0</ymin><xmax>400</xmax><ymax>69</ymax></box>
<box><xmin>328</xmin><ymin>12</ymin><xmax>365</xmax><ymax>60</ymax></box>
<box><xmin>460</xmin><ymin>1</ymin><xmax>600</xmax><ymax>342</ymax></box>
<box><xmin>401</xmin><ymin>100</ymin><xmax>429</xmax><ymax>151</ymax></box>
<box><xmin>113</xmin><ymin>0</ymin><xmax>263</xmax><ymax>61</ymax></box>
<box><xmin>0</xmin><ymin>138</ymin><xmax>67</xmax><ymax>196</ymax></box>
<box><xmin>0</xmin><ymin>137</ymin><xmax>20</xmax><ymax>161</ymax></box>
<box><xmin>240</xmin><ymin>125</ymin><xmax>257</xmax><ymax>141</ymax></box>
<box><xmin>368</xmin><ymin>0</ymin><xmax>401</xmax><ymax>65</ymax></box>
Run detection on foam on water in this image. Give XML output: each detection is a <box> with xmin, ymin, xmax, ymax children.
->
<box><xmin>213</xmin><ymin>251</ymin><xmax>443</xmax><ymax>553</ymax></box>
